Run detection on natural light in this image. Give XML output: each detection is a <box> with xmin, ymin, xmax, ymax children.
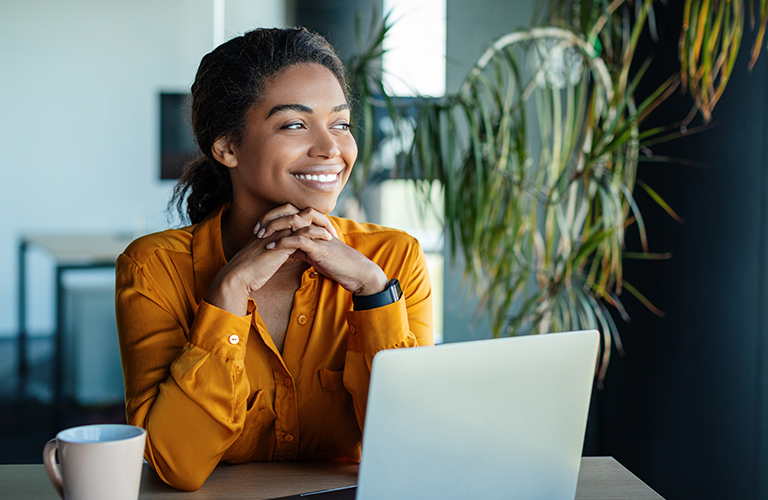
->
<box><xmin>382</xmin><ymin>0</ymin><xmax>446</xmax><ymax>97</ymax></box>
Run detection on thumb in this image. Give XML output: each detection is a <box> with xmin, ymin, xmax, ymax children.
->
<box><xmin>289</xmin><ymin>249</ymin><xmax>310</xmax><ymax>263</ymax></box>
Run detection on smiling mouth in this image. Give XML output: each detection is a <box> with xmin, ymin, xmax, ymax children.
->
<box><xmin>291</xmin><ymin>173</ymin><xmax>340</xmax><ymax>183</ymax></box>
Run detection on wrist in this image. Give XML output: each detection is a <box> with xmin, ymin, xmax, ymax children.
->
<box><xmin>353</xmin><ymin>278</ymin><xmax>402</xmax><ymax>311</ymax></box>
<box><xmin>353</xmin><ymin>269</ymin><xmax>389</xmax><ymax>297</ymax></box>
<box><xmin>206</xmin><ymin>273</ymin><xmax>250</xmax><ymax>317</ymax></box>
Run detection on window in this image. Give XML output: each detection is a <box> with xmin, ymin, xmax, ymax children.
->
<box><xmin>382</xmin><ymin>0</ymin><xmax>446</xmax><ymax>97</ymax></box>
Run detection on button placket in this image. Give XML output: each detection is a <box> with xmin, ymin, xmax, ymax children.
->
<box><xmin>271</xmin><ymin>264</ymin><xmax>317</xmax><ymax>460</ymax></box>
<box><xmin>270</xmin><ymin>355</ymin><xmax>300</xmax><ymax>461</ymax></box>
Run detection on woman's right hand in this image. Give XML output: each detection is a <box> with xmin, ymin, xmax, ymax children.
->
<box><xmin>205</xmin><ymin>219</ymin><xmax>333</xmax><ymax>316</ymax></box>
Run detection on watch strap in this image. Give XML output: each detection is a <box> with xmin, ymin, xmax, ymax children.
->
<box><xmin>352</xmin><ymin>278</ymin><xmax>402</xmax><ymax>311</ymax></box>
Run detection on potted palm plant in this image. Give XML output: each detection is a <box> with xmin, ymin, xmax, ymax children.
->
<box><xmin>346</xmin><ymin>0</ymin><xmax>768</xmax><ymax>381</ymax></box>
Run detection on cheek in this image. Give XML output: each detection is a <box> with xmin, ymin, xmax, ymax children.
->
<box><xmin>341</xmin><ymin>136</ymin><xmax>358</xmax><ymax>166</ymax></box>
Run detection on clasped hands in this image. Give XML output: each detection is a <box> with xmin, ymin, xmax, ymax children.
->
<box><xmin>207</xmin><ymin>204</ymin><xmax>388</xmax><ymax>317</ymax></box>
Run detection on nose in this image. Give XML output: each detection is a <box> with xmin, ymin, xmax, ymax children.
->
<box><xmin>308</xmin><ymin>128</ymin><xmax>341</xmax><ymax>159</ymax></box>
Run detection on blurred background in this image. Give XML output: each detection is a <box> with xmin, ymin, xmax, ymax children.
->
<box><xmin>2</xmin><ymin>1</ymin><xmax>768</xmax><ymax>499</ymax></box>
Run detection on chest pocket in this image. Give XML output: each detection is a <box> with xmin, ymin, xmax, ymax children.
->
<box><xmin>318</xmin><ymin>368</ymin><xmax>361</xmax><ymax>456</ymax></box>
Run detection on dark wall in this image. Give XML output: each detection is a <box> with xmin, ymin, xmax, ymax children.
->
<box><xmin>293</xmin><ymin>0</ymin><xmax>382</xmax><ymax>62</ymax></box>
<box><xmin>588</xmin><ymin>4</ymin><xmax>768</xmax><ymax>499</ymax></box>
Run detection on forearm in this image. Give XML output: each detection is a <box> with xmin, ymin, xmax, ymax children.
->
<box><xmin>138</xmin><ymin>361</ymin><xmax>249</xmax><ymax>491</ymax></box>
<box><xmin>340</xmin><ymin>237</ymin><xmax>434</xmax><ymax>434</ymax></box>
<box><xmin>343</xmin><ymin>290</ymin><xmax>433</xmax><ymax>432</ymax></box>
<box><xmin>119</xmin><ymin>287</ymin><xmax>253</xmax><ymax>491</ymax></box>
<box><xmin>136</xmin><ymin>366</ymin><xmax>249</xmax><ymax>491</ymax></box>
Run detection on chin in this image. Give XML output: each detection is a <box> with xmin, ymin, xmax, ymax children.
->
<box><xmin>293</xmin><ymin>198</ymin><xmax>338</xmax><ymax>215</ymax></box>
<box><xmin>314</xmin><ymin>202</ymin><xmax>337</xmax><ymax>215</ymax></box>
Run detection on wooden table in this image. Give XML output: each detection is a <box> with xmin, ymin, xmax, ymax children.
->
<box><xmin>1</xmin><ymin>457</ymin><xmax>663</xmax><ymax>499</ymax></box>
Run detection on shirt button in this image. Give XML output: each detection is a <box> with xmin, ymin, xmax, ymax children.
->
<box><xmin>297</xmin><ymin>315</ymin><xmax>308</xmax><ymax>325</ymax></box>
<box><xmin>349</xmin><ymin>325</ymin><xmax>357</xmax><ymax>335</ymax></box>
<box><xmin>284</xmin><ymin>377</ymin><xmax>292</xmax><ymax>387</ymax></box>
<box><xmin>284</xmin><ymin>434</ymin><xmax>294</xmax><ymax>442</ymax></box>
<box><xmin>309</xmin><ymin>271</ymin><xmax>318</xmax><ymax>279</ymax></box>
<box><xmin>228</xmin><ymin>334</ymin><xmax>240</xmax><ymax>345</ymax></box>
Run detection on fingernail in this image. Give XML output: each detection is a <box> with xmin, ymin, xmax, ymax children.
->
<box><xmin>257</xmin><ymin>228</ymin><xmax>266</xmax><ymax>238</ymax></box>
<box><xmin>266</xmin><ymin>242</ymin><xmax>275</xmax><ymax>249</ymax></box>
<box><xmin>253</xmin><ymin>222</ymin><xmax>261</xmax><ymax>234</ymax></box>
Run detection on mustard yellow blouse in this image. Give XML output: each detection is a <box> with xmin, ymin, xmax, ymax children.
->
<box><xmin>115</xmin><ymin>207</ymin><xmax>433</xmax><ymax>491</ymax></box>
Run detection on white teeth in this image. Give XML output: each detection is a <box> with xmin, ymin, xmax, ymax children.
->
<box><xmin>293</xmin><ymin>173</ymin><xmax>338</xmax><ymax>182</ymax></box>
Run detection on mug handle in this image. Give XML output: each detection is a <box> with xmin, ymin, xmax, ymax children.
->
<box><xmin>42</xmin><ymin>439</ymin><xmax>64</xmax><ymax>499</ymax></box>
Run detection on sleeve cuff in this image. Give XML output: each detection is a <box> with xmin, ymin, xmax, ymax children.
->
<box><xmin>187</xmin><ymin>301</ymin><xmax>252</xmax><ymax>360</ymax></box>
<box><xmin>345</xmin><ymin>297</ymin><xmax>409</xmax><ymax>352</ymax></box>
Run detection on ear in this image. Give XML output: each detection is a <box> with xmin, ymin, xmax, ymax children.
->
<box><xmin>211</xmin><ymin>135</ymin><xmax>238</xmax><ymax>168</ymax></box>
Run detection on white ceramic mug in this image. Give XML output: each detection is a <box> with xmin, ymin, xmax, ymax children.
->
<box><xmin>43</xmin><ymin>424</ymin><xmax>146</xmax><ymax>500</ymax></box>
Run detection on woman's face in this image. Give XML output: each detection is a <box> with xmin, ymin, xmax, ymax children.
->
<box><xmin>226</xmin><ymin>63</ymin><xmax>357</xmax><ymax>216</ymax></box>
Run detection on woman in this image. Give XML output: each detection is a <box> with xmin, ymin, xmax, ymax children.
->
<box><xmin>115</xmin><ymin>28</ymin><xmax>433</xmax><ymax>491</ymax></box>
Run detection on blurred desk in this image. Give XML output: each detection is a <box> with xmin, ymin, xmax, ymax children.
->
<box><xmin>1</xmin><ymin>457</ymin><xmax>664</xmax><ymax>499</ymax></box>
<box><xmin>17</xmin><ymin>233</ymin><xmax>134</xmax><ymax>402</ymax></box>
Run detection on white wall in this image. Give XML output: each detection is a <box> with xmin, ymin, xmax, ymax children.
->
<box><xmin>0</xmin><ymin>0</ymin><xmax>286</xmax><ymax>336</ymax></box>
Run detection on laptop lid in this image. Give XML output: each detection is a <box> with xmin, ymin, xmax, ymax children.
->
<box><xmin>356</xmin><ymin>329</ymin><xmax>600</xmax><ymax>500</ymax></box>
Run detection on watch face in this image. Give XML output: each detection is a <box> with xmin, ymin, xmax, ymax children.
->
<box><xmin>390</xmin><ymin>279</ymin><xmax>402</xmax><ymax>300</ymax></box>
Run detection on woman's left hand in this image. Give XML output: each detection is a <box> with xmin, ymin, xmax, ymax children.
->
<box><xmin>255</xmin><ymin>204</ymin><xmax>389</xmax><ymax>296</ymax></box>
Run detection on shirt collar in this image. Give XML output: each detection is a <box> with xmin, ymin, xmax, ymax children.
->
<box><xmin>191</xmin><ymin>205</ymin><xmax>228</xmax><ymax>302</ymax></box>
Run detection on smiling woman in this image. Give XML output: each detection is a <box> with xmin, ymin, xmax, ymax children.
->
<box><xmin>114</xmin><ymin>28</ymin><xmax>433</xmax><ymax>492</ymax></box>
<box><xmin>218</xmin><ymin>64</ymin><xmax>357</xmax><ymax>220</ymax></box>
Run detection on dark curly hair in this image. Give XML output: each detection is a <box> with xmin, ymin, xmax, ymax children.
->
<box><xmin>171</xmin><ymin>27</ymin><xmax>348</xmax><ymax>224</ymax></box>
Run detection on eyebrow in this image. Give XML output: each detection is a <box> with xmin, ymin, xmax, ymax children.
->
<box><xmin>267</xmin><ymin>103</ymin><xmax>350</xmax><ymax>118</ymax></box>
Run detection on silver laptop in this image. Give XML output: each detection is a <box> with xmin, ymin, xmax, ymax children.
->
<box><xmin>273</xmin><ymin>329</ymin><xmax>599</xmax><ymax>500</ymax></box>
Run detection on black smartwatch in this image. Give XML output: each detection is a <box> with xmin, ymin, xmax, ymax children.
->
<box><xmin>352</xmin><ymin>278</ymin><xmax>402</xmax><ymax>311</ymax></box>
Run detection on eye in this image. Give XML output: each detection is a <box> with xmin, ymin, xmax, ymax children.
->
<box><xmin>282</xmin><ymin>122</ymin><xmax>304</xmax><ymax>130</ymax></box>
<box><xmin>332</xmin><ymin>122</ymin><xmax>351</xmax><ymax>131</ymax></box>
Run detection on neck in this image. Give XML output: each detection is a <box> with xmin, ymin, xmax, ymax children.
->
<box><xmin>220</xmin><ymin>202</ymin><xmax>268</xmax><ymax>261</ymax></box>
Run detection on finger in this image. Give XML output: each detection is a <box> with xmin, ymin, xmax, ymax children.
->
<box><xmin>257</xmin><ymin>213</ymin><xmax>311</xmax><ymax>238</ymax></box>
<box><xmin>254</xmin><ymin>204</ymin><xmax>300</xmax><ymax>235</ymax></box>
<box><xmin>266</xmin><ymin>234</ymin><xmax>317</xmax><ymax>252</ymax></box>
<box><xmin>296</xmin><ymin>207</ymin><xmax>338</xmax><ymax>238</ymax></box>
<box><xmin>288</xmin><ymin>249</ymin><xmax>309</xmax><ymax>263</ymax></box>
<box><xmin>265</xmin><ymin>226</ymin><xmax>332</xmax><ymax>249</ymax></box>
<box><xmin>258</xmin><ymin>208</ymin><xmax>337</xmax><ymax>239</ymax></box>
<box><xmin>289</xmin><ymin>225</ymin><xmax>334</xmax><ymax>241</ymax></box>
